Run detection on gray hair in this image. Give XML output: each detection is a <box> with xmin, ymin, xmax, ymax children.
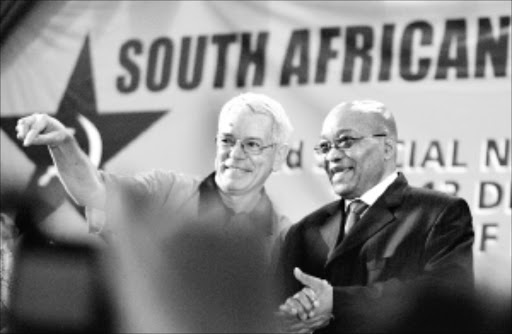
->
<box><xmin>219</xmin><ymin>92</ymin><xmax>294</xmax><ymax>145</ymax></box>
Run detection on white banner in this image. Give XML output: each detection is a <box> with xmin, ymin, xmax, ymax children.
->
<box><xmin>1</xmin><ymin>1</ymin><xmax>510</xmax><ymax>296</ymax></box>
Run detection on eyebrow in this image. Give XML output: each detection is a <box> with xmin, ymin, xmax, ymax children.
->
<box><xmin>320</xmin><ymin>130</ymin><xmax>357</xmax><ymax>140</ymax></box>
<box><xmin>335</xmin><ymin>130</ymin><xmax>358</xmax><ymax>136</ymax></box>
<box><xmin>242</xmin><ymin>136</ymin><xmax>265</xmax><ymax>141</ymax></box>
<box><xmin>218</xmin><ymin>133</ymin><xmax>264</xmax><ymax>141</ymax></box>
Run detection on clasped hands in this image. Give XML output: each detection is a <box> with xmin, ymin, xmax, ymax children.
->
<box><xmin>276</xmin><ymin>268</ymin><xmax>333</xmax><ymax>333</ymax></box>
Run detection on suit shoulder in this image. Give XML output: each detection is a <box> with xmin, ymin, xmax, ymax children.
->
<box><xmin>295</xmin><ymin>200</ymin><xmax>340</xmax><ymax>227</ymax></box>
<box><xmin>405</xmin><ymin>185</ymin><xmax>469</xmax><ymax>209</ymax></box>
<box><xmin>283</xmin><ymin>200</ymin><xmax>341</xmax><ymax>243</ymax></box>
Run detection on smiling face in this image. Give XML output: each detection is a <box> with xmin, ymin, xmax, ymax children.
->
<box><xmin>214</xmin><ymin>106</ymin><xmax>284</xmax><ymax>196</ymax></box>
<box><xmin>320</xmin><ymin>103</ymin><xmax>396</xmax><ymax>199</ymax></box>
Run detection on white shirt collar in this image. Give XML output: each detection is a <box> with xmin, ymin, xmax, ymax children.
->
<box><xmin>345</xmin><ymin>172</ymin><xmax>398</xmax><ymax>210</ymax></box>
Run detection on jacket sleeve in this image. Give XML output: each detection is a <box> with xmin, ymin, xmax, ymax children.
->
<box><xmin>422</xmin><ymin>197</ymin><xmax>474</xmax><ymax>287</ymax></box>
<box><xmin>272</xmin><ymin>222</ymin><xmax>305</xmax><ymax>304</ymax></box>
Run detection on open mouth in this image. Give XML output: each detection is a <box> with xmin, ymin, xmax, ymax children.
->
<box><xmin>224</xmin><ymin>165</ymin><xmax>251</xmax><ymax>173</ymax></box>
<box><xmin>330</xmin><ymin>166</ymin><xmax>353</xmax><ymax>181</ymax></box>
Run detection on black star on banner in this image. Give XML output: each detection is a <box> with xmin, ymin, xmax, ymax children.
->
<box><xmin>0</xmin><ymin>36</ymin><xmax>168</xmax><ymax>233</ymax></box>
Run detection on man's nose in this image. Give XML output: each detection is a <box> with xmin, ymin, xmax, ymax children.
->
<box><xmin>229</xmin><ymin>140</ymin><xmax>247</xmax><ymax>159</ymax></box>
<box><xmin>325</xmin><ymin>145</ymin><xmax>345</xmax><ymax>162</ymax></box>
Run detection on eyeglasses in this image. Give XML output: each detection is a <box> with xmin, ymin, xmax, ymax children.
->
<box><xmin>216</xmin><ymin>135</ymin><xmax>276</xmax><ymax>155</ymax></box>
<box><xmin>314</xmin><ymin>134</ymin><xmax>387</xmax><ymax>155</ymax></box>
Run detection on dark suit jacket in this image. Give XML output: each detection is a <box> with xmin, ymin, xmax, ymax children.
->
<box><xmin>276</xmin><ymin>173</ymin><xmax>474</xmax><ymax>332</ymax></box>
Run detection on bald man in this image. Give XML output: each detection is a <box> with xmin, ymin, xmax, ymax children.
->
<box><xmin>275</xmin><ymin>100</ymin><xmax>474</xmax><ymax>333</ymax></box>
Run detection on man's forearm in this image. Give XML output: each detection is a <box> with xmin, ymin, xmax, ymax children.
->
<box><xmin>49</xmin><ymin>133</ymin><xmax>106</xmax><ymax>209</ymax></box>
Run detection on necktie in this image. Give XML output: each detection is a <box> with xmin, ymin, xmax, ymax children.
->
<box><xmin>344</xmin><ymin>199</ymin><xmax>369</xmax><ymax>235</ymax></box>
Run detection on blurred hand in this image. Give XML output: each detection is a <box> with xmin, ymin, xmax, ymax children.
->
<box><xmin>279</xmin><ymin>286</ymin><xmax>318</xmax><ymax>321</ymax></box>
<box><xmin>276</xmin><ymin>267</ymin><xmax>333</xmax><ymax>333</ymax></box>
<box><xmin>16</xmin><ymin>113</ymin><xmax>72</xmax><ymax>147</ymax></box>
<box><xmin>276</xmin><ymin>310</ymin><xmax>332</xmax><ymax>333</ymax></box>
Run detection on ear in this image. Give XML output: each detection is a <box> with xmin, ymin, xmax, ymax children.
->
<box><xmin>383</xmin><ymin>137</ymin><xmax>395</xmax><ymax>161</ymax></box>
<box><xmin>272</xmin><ymin>144</ymin><xmax>290</xmax><ymax>171</ymax></box>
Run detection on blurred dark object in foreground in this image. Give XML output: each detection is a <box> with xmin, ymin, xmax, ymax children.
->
<box><xmin>8</xmin><ymin>231</ymin><xmax>113</xmax><ymax>333</ymax></box>
<box><xmin>2</xmin><ymin>190</ymin><xmax>113</xmax><ymax>333</ymax></box>
<box><xmin>160</xmin><ymin>221</ymin><xmax>279</xmax><ymax>333</ymax></box>
<box><xmin>360</xmin><ymin>280</ymin><xmax>511</xmax><ymax>333</ymax></box>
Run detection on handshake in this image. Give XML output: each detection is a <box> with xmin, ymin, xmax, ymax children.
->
<box><xmin>276</xmin><ymin>268</ymin><xmax>333</xmax><ymax>334</ymax></box>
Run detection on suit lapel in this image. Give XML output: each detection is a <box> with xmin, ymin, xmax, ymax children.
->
<box><xmin>303</xmin><ymin>200</ymin><xmax>343</xmax><ymax>266</ymax></box>
<box><xmin>318</xmin><ymin>200</ymin><xmax>345</xmax><ymax>258</ymax></box>
<box><xmin>325</xmin><ymin>173</ymin><xmax>408</xmax><ymax>268</ymax></box>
